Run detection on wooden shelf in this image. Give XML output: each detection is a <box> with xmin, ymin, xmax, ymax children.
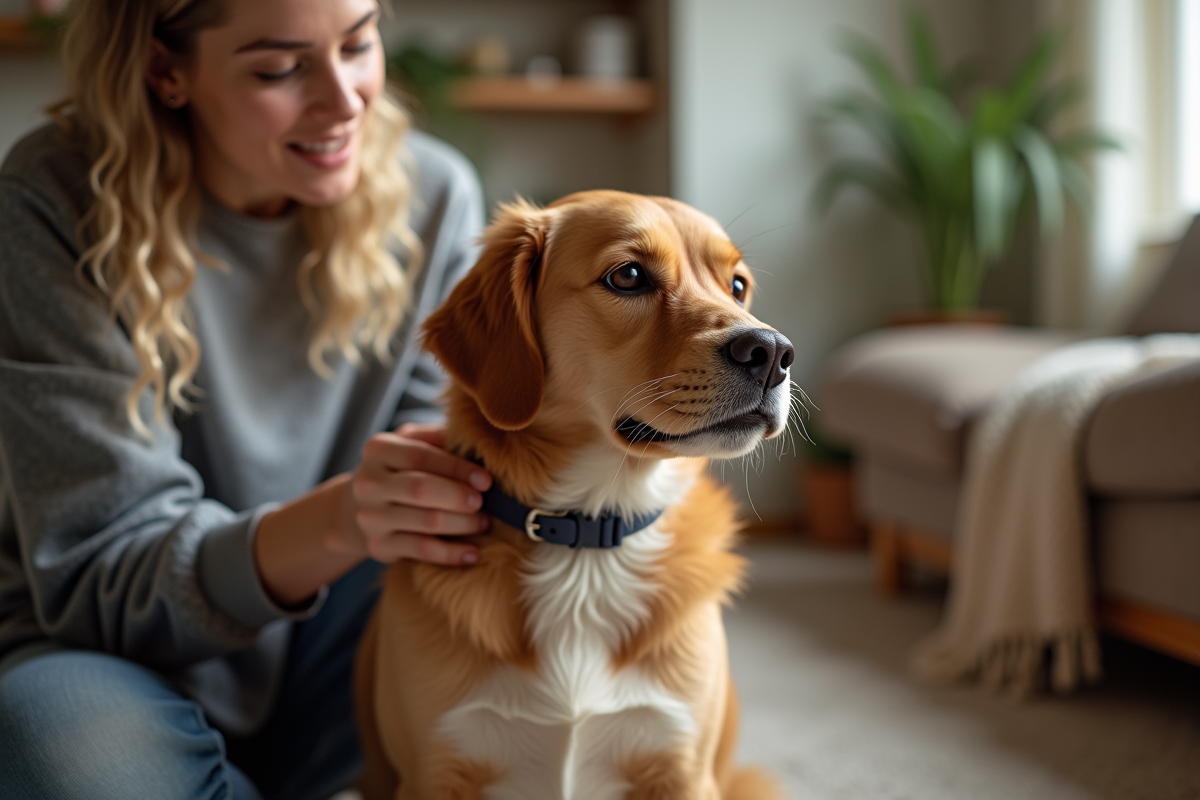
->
<box><xmin>0</xmin><ymin>16</ymin><xmax>34</xmax><ymax>51</ymax></box>
<box><xmin>449</xmin><ymin>77</ymin><xmax>656</xmax><ymax>115</ymax></box>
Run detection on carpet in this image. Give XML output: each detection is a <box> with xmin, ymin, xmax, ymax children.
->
<box><xmin>730</xmin><ymin>540</ymin><xmax>1200</xmax><ymax>800</ymax></box>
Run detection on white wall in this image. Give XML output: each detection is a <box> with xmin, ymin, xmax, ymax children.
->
<box><xmin>0</xmin><ymin>55</ymin><xmax>65</xmax><ymax>159</ymax></box>
<box><xmin>670</xmin><ymin>0</ymin><xmax>1037</xmax><ymax>520</ymax></box>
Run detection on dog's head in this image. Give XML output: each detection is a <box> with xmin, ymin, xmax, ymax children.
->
<box><xmin>424</xmin><ymin>191</ymin><xmax>793</xmax><ymax>461</ymax></box>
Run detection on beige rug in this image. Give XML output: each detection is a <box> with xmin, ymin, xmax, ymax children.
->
<box><xmin>730</xmin><ymin>541</ymin><xmax>1200</xmax><ymax>800</ymax></box>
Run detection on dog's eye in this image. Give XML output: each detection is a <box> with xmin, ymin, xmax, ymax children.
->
<box><xmin>604</xmin><ymin>262</ymin><xmax>650</xmax><ymax>294</ymax></box>
<box><xmin>731</xmin><ymin>275</ymin><xmax>748</xmax><ymax>304</ymax></box>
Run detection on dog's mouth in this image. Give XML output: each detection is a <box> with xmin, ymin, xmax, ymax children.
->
<box><xmin>615</xmin><ymin>408</ymin><xmax>773</xmax><ymax>445</ymax></box>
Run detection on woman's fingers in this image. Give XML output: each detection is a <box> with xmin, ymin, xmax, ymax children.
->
<box><xmin>342</xmin><ymin>425</ymin><xmax>494</xmax><ymax>569</ymax></box>
<box><xmin>353</xmin><ymin>466</ymin><xmax>486</xmax><ymax>513</ymax></box>
<box><xmin>394</xmin><ymin>422</ymin><xmax>446</xmax><ymax>448</ymax></box>
<box><xmin>363</xmin><ymin>432</ymin><xmax>492</xmax><ymax>492</ymax></box>
<box><xmin>363</xmin><ymin>530</ymin><xmax>479</xmax><ymax>567</ymax></box>
<box><xmin>356</xmin><ymin>503</ymin><xmax>489</xmax><ymax>538</ymax></box>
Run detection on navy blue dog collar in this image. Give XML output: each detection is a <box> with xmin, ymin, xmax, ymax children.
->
<box><xmin>481</xmin><ymin>487</ymin><xmax>664</xmax><ymax>549</ymax></box>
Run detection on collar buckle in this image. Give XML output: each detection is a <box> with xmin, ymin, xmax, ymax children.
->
<box><xmin>524</xmin><ymin>507</ymin><xmax>569</xmax><ymax>543</ymax></box>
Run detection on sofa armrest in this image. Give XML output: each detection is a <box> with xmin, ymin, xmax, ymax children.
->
<box><xmin>820</xmin><ymin>326</ymin><xmax>1078</xmax><ymax>473</ymax></box>
<box><xmin>1086</xmin><ymin>358</ymin><xmax>1200</xmax><ymax>497</ymax></box>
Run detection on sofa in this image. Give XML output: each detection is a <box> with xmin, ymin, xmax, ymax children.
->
<box><xmin>818</xmin><ymin>218</ymin><xmax>1200</xmax><ymax>668</ymax></box>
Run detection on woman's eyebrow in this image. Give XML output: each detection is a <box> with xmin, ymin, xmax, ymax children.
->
<box><xmin>234</xmin><ymin>9</ymin><xmax>379</xmax><ymax>54</ymax></box>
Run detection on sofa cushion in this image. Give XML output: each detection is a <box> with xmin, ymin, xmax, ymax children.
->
<box><xmin>858</xmin><ymin>455</ymin><xmax>959</xmax><ymax>537</ymax></box>
<box><xmin>1085</xmin><ymin>358</ymin><xmax>1200</xmax><ymax>497</ymax></box>
<box><xmin>820</xmin><ymin>326</ymin><xmax>1078</xmax><ymax>473</ymax></box>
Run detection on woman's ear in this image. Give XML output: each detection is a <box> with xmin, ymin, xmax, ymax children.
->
<box><xmin>424</xmin><ymin>199</ymin><xmax>551</xmax><ymax>430</ymax></box>
<box><xmin>145</xmin><ymin>39</ymin><xmax>190</xmax><ymax>109</ymax></box>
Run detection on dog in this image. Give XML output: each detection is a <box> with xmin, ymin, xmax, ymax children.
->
<box><xmin>355</xmin><ymin>190</ymin><xmax>794</xmax><ymax>799</ymax></box>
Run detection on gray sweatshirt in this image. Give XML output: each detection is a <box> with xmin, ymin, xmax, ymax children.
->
<box><xmin>0</xmin><ymin>123</ymin><xmax>482</xmax><ymax>733</ymax></box>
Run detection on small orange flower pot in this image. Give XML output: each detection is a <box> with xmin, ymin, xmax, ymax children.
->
<box><xmin>801</xmin><ymin>464</ymin><xmax>866</xmax><ymax>548</ymax></box>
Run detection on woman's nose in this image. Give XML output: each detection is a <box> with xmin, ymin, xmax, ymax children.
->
<box><xmin>311</xmin><ymin>62</ymin><xmax>363</xmax><ymax>121</ymax></box>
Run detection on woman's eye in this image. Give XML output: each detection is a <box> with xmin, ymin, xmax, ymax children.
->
<box><xmin>344</xmin><ymin>39</ymin><xmax>374</xmax><ymax>55</ymax></box>
<box><xmin>255</xmin><ymin>64</ymin><xmax>300</xmax><ymax>82</ymax></box>
<box><xmin>604</xmin><ymin>262</ymin><xmax>650</xmax><ymax>294</ymax></box>
<box><xmin>731</xmin><ymin>275</ymin><xmax>748</xmax><ymax>304</ymax></box>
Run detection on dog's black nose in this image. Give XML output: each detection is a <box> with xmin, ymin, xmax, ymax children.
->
<box><xmin>725</xmin><ymin>328</ymin><xmax>794</xmax><ymax>390</ymax></box>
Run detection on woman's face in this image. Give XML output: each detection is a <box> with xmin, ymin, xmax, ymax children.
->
<box><xmin>165</xmin><ymin>0</ymin><xmax>385</xmax><ymax>217</ymax></box>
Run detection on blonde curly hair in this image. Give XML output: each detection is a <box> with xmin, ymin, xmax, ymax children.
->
<box><xmin>53</xmin><ymin>0</ymin><xmax>422</xmax><ymax>436</ymax></box>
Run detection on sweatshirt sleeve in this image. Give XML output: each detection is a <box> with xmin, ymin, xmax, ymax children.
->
<box><xmin>390</xmin><ymin>136</ymin><xmax>484</xmax><ymax>430</ymax></box>
<box><xmin>0</xmin><ymin>174</ymin><xmax>318</xmax><ymax>671</ymax></box>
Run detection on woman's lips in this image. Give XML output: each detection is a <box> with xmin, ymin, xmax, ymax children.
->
<box><xmin>287</xmin><ymin>133</ymin><xmax>353</xmax><ymax>169</ymax></box>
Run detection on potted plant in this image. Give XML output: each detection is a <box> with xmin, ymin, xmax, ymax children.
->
<box><xmin>812</xmin><ymin>13</ymin><xmax>1119</xmax><ymax>315</ymax></box>
<box><xmin>800</xmin><ymin>421</ymin><xmax>865</xmax><ymax>548</ymax></box>
<box><xmin>387</xmin><ymin>40</ymin><xmax>490</xmax><ymax>168</ymax></box>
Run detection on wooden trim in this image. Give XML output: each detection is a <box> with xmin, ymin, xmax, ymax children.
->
<box><xmin>449</xmin><ymin>77</ymin><xmax>657</xmax><ymax>114</ymax></box>
<box><xmin>871</xmin><ymin>521</ymin><xmax>904</xmax><ymax>596</ymax></box>
<box><xmin>869</xmin><ymin>519</ymin><xmax>1200</xmax><ymax>667</ymax></box>
<box><xmin>896</xmin><ymin>527</ymin><xmax>954</xmax><ymax>573</ymax></box>
<box><xmin>870</xmin><ymin>522</ymin><xmax>953</xmax><ymax>596</ymax></box>
<box><xmin>1098</xmin><ymin>596</ymin><xmax>1200</xmax><ymax>667</ymax></box>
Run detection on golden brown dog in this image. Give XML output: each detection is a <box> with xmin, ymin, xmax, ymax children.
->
<box><xmin>355</xmin><ymin>190</ymin><xmax>794</xmax><ymax>799</ymax></box>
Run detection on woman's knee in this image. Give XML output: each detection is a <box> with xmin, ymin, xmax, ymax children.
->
<box><xmin>0</xmin><ymin>647</ymin><xmax>254</xmax><ymax>800</ymax></box>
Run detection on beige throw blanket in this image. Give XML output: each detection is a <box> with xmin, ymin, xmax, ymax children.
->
<box><xmin>912</xmin><ymin>334</ymin><xmax>1200</xmax><ymax>697</ymax></box>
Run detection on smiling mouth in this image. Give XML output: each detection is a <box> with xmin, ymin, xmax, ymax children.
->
<box><xmin>616</xmin><ymin>409</ymin><xmax>772</xmax><ymax>445</ymax></box>
<box><xmin>289</xmin><ymin>135</ymin><xmax>349</xmax><ymax>155</ymax></box>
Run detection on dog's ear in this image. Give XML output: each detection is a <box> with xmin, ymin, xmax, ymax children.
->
<box><xmin>424</xmin><ymin>199</ymin><xmax>550</xmax><ymax>430</ymax></box>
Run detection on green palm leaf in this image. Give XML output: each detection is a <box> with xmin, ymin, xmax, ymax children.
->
<box><xmin>973</xmin><ymin>137</ymin><xmax>1020</xmax><ymax>260</ymax></box>
<box><xmin>908</xmin><ymin>12</ymin><xmax>942</xmax><ymax>91</ymax></box>
<box><xmin>1004</xmin><ymin>32</ymin><xmax>1058</xmax><ymax>126</ymax></box>
<box><xmin>1014</xmin><ymin>126</ymin><xmax>1064</xmax><ymax>232</ymax></box>
<box><xmin>1057</xmin><ymin>130</ymin><xmax>1123</xmax><ymax>156</ymax></box>
<box><xmin>841</xmin><ymin>34</ymin><xmax>906</xmax><ymax>109</ymax></box>
<box><xmin>1028</xmin><ymin>81</ymin><xmax>1083</xmax><ymax>128</ymax></box>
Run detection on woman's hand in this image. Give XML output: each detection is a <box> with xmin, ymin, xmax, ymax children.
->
<box><xmin>330</xmin><ymin>423</ymin><xmax>492</xmax><ymax>567</ymax></box>
<box><xmin>254</xmin><ymin>423</ymin><xmax>492</xmax><ymax>607</ymax></box>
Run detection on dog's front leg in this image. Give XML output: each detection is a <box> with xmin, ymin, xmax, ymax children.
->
<box><xmin>354</xmin><ymin>610</ymin><xmax>402</xmax><ymax>800</ymax></box>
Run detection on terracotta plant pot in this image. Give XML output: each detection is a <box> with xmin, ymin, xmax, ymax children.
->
<box><xmin>801</xmin><ymin>464</ymin><xmax>866</xmax><ymax>548</ymax></box>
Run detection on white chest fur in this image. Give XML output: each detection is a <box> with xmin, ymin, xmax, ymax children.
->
<box><xmin>435</xmin><ymin>457</ymin><xmax>696</xmax><ymax>800</ymax></box>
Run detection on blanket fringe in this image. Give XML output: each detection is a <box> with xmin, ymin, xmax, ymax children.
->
<box><xmin>913</xmin><ymin>627</ymin><xmax>1103</xmax><ymax>699</ymax></box>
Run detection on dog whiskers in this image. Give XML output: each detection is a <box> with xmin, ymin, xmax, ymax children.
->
<box><xmin>722</xmin><ymin>202</ymin><xmax>756</xmax><ymax>231</ymax></box>
<box><xmin>569</xmin><ymin>385</ymin><xmax>625</xmax><ymax>415</ymax></box>
<box><xmin>610</xmin><ymin>387</ymin><xmax>659</xmax><ymax>426</ymax></box>
<box><xmin>636</xmin><ymin>402</ymin><xmax>683</xmax><ymax>459</ymax></box>
<box><xmin>784</xmin><ymin>404</ymin><xmax>800</xmax><ymax>456</ymax></box>
<box><xmin>610</xmin><ymin>373</ymin><xmax>681</xmax><ymax>426</ymax></box>
<box><xmin>602</xmin><ymin>400</ymin><xmax>681</xmax><ymax>507</ymax></box>
<box><xmin>608</xmin><ymin>386</ymin><xmax>664</xmax><ymax>429</ymax></box>
<box><xmin>619</xmin><ymin>388</ymin><xmax>681</xmax><ymax>431</ymax></box>
<box><xmin>789</xmin><ymin>384</ymin><xmax>818</xmax><ymax>416</ymax></box>
<box><xmin>733</xmin><ymin>221</ymin><xmax>797</xmax><ymax>252</ymax></box>
<box><xmin>742</xmin><ymin>450</ymin><xmax>762</xmax><ymax>522</ymax></box>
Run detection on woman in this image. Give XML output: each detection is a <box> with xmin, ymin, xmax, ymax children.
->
<box><xmin>0</xmin><ymin>0</ymin><xmax>489</xmax><ymax>797</ymax></box>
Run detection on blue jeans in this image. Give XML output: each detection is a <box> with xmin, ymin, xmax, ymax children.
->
<box><xmin>0</xmin><ymin>560</ymin><xmax>384</xmax><ymax>800</ymax></box>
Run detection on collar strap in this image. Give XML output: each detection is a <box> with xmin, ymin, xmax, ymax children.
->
<box><xmin>481</xmin><ymin>487</ymin><xmax>664</xmax><ymax>549</ymax></box>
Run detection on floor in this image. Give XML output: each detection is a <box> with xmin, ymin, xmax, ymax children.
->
<box><xmin>730</xmin><ymin>540</ymin><xmax>1200</xmax><ymax>800</ymax></box>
